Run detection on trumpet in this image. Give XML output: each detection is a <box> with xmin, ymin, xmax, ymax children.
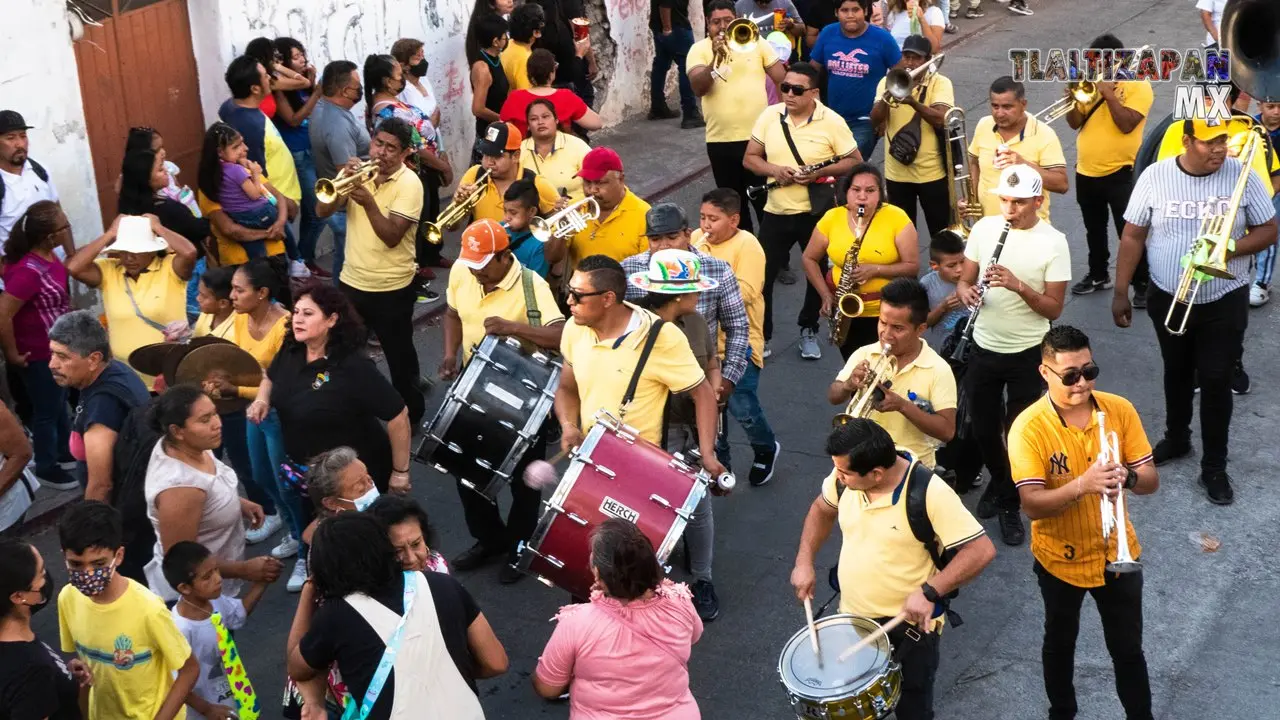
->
<box><xmin>530</xmin><ymin>197</ymin><xmax>600</xmax><ymax>242</ymax></box>
<box><xmin>833</xmin><ymin>344</ymin><xmax>897</xmax><ymax>426</ymax></box>
<box><xmin>1097</xmin><ymin>411</ymin><xmax>1141</xmax><ymax>574</ymax></box>
<box><xmin>1034</xmin><ymin>81</ymin><xmax>1098</xmax><ymax>124</ymax></box>
<box><xmin>423</xmin><ymin>168</ymin><xmax>492</xmax><ymax>245</ymax></box>
<box><xmin>882</xmin><ymin>54</ymin><xmax>945</xmax><ymax>107</ymax></box>
<box><xmin>314</xmin><ymin>160</ymin><xmax>378</xmax><ymax>204</ymax></box>
<box><xmin>937</xmin><ymin>106</ymin><xmax>979</xmax><ymax>244</ymax></box>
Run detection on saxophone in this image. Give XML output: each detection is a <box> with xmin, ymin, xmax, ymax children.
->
<box><xmin>828</xmin><ymin>205</ymin><xmax>868</xmax><ymax>347</ymax></box>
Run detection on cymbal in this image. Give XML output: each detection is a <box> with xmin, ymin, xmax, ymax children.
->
<box><xmin>127</xmin><ymin>343</ymin><xmax>176</xmax><ymax>377</ymax></box>
<box><xmin>161</xmin><ymin>336</ymin><xmax>233</xmax><ymax>387</ymax></box>
<box><xmin>175</xmin><ymin>344</ymin><xmax>263</xmax><ymax>414</ymax></box>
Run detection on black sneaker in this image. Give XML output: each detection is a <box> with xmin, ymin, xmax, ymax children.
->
<box><xmin>1153</xmin><ymin>438</ymin><xmax>1192</xmax><ymax>466</ymax></box>
<box><xmin>1132</xmin><ymin>281</ymin><xmax>1149</xmax><ymax>310</ymax></box>
<box><xmin>1008</xmin><ymin>0</ymin><xmax>1033</xmax><ymax>15</ymax></box>
<box><xmin>1071</xmin><ymin>274</ymin><xmax>1112</xmax><ymax>295</ymax></box>
<box><xmin>749</xmin><ymin>441</ymin><xmax>781</xmax><ymax>486</ymax></box>
<box><xmin>648</xmin><ymin>106</ymin><xmax>679</xmax><ymax>120</ymax></box>
<box><xmin>998</xmin><ymin>510</ymin><xmax>1025</xmax><ymax>546</ymax></box>
<box><xmin>965</xmin><ymin>7</ymin><xmax>985</xmax><ymax>18</ymax></box>
<box><xmin>692</xmin><ymin>579</ymin><xmax>720</xmax><ymax>621</ymax></box>
<box><xmin>1199</xmin><ymin>470</ymin><xmax>1234</xmax><ymax>505</ymax></box>
<box><xmin>451</xmin><ymin>542</ymin><xmax>505</xmax><ymax>571</ymax></box>
<box><xmin>498</xmin><ymin>561</ymin><xmax>525</xmax><ymax>584</ymax></box>
<box><xmin>680</xmin><ymin>114</ymin><xmax>706</xmax><ymax>130</ymax></box>
<box><xmin>1232</xmin><ymin>361</ymin><xmax>1250</xmax><ymax>395</ymax></box>
<box><xmin>976</xmin><ymin>495</ymin><xmax>998</xmax><ymax>519</ymax></box>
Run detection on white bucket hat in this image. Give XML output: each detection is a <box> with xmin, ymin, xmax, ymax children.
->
<box><xmin>989</xmin><ymin>164</ymin><xmax>1043</xmax><ymax>199</ymax></box>
<box><xmin>110</xmin><ymin>215</ymin><xmax>168</xmax><ymax>254</ymax></box>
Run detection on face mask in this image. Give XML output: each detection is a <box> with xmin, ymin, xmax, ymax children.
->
<box><xmin>409</xmin><ymin>60</ymin><xmax>429</xmax><ymax>78</ymax></box>
<box><xmin>22</xmin><ymin>568</ymin><xmax>54</xmax><ymax>614</ymax></box>
<box><xmin>347</xmin><ymin>485</ymin><xmax>380</xmax><ymax>513</ymax></box>
<box><xmin>67</xmin><ymin>561</ymin><xmax>116</xmax><ymax>597</ymax></box>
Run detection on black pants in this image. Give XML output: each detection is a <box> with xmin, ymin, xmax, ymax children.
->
<box><xmin>887</xmin><ymin>177</ymin><xmax>951</xmax><ymax>242</ymax></box>
<box><xmin>458</xmin><ymin>435</ymin><xmax>546</xmax><ymax>558</ymax></box>
<box><xmin>760</xmin><ymin>211</ymin><xmax>823</xmax><ymax>340</ymax></box>
<box><xmin>1035</xmin><ymin>561</ymin><xmax>1153</xmax><ymax>720</ymax></box>
<box><xmin>874</xmin><ymin>616</ymin><xmax>941</xmax><ymax>720</ymax></box>
<box><xmin>416</xmin><ymin>166</ymin><xmax>442</xmax><ymax>268</ymax></box>
<box><xmin>966</xmin><ymin>344</ymin><xmax>1043</xmax><ymax>511</ymax></box>
<box><xmin>1076</xmin><ymin>168</ymin><xmax>1148</xmax><ymax>284</ymax></box>
<box><xmin>1146</xmin><ymin>285</ymin><xmax>1247</xmax><ymax>471</ymax></box>
<box><xmin>837</xmin><ymin>316</ymin><xmax>880</xmax><ymax>361</ymax></box>
<box><xmin>706</xmin><ymin>140</ymin><xmax>765</xmax><ymax>234</ymax></box>
<box><xmin>339</xmin><ymin>282</ymin><xmax>426</xmax><ymax>426</ymax></box>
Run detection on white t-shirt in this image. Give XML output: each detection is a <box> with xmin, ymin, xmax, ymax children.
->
<box><xmin>399</xmin><ymin>80</ymin><xmax>439</xmax><ymax>124</ymax></box>
<box><xmin>1195</xmin><ymin>0</ymin><xmax>1228</xmax><ymax>46</ymax></box>
<box><xmin>171</xmin><ymin>596</ymin><xmax>247</xmax><ymax>720</ymax></box>
<box><xmin>0</xmin><ymin>160</ymin><xmax>60</xmax><ymax>249</ymax></box>
<box><xmin>886</xmin><ymin>6</ymin><xmax>945</xmax><ymax>48</ymax></box>
<box><xmin>963</xmin><ymin>215</ymin><xmax>1072</xmax><ymax>353</ymax></box>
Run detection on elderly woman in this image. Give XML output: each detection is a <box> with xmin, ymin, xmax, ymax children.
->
<box><xmin>519</xmin><ymin>98</ymin><xmax>593</xmax><ymax>201</ymax></box>
<box><xmin>534</xmin><ymin>518</ymin><xmax>703</xmax><ymax>718</ymax></box>
<box><xmin>286</xmin><ymin>514</ymin><xmax>507</xmax><ymax>720</ymax></box>
<box><xmin>500</xmin><ymin>49</ymin><xmax>601</xmax><ymax>137</ymax></box>
<box><xmin>368</xmin><ymin>493</ymin><xmax>449</xmax><ymax>574</ymax></box>
<box><xmin>142</xmin><ymin>385</ymin><xmax>282</xmax><ymax>602</ymax></box>
<box><xmin>803</xmin><ymin>163</ymin><xmax>919</xmax><ymax>360</ymax></box>
<box><xmin>66</xmin><ymin>213</ymin><xmax>198</xmax><ymax>389</ymax></box>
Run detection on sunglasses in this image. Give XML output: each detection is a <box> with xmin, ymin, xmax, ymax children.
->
<box><xmin>1045</xmin><ymin>362</ymin><xmax>1100</xmax><ymax>386</ymax></box>
<box><xmin>566</xmin><ymin>287</ymin><xmax>608</xmax><ymax>303</ymax></box>
<box><xmin>778</xmin><ymin>82</ymin><xmax>813</xmax><ymax>96</ymax></box>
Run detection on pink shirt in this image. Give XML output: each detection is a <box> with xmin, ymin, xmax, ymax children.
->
<box><xmin>536</xmin><ymin>580</ymin><xmax>703</xmax><ymax>720</ymax></box>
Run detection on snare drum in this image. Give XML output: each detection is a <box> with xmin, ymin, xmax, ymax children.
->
<box><xmin>414</xmin><ymin>335</ymin><xmax>561</xmax><ymax>500</ymax></box>
<box><xmin>778</xmin><ymin>614</ymin><xmax>902</xmax><ymax>720</ymax></box>
<box><xmin>517</xmin><ymin>412</ymin><xmax>710</xmax><ymax>598</ymax></box>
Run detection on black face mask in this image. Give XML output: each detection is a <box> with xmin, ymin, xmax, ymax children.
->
<box><xmin>28</xmin><ymin>568</ymin><xmax>53</xmax><ymax>614</ymax></box>
<box><xmin>409</xmin><ymin>60</ymin><xmax>429</xmax><ymax>78</ymax></box>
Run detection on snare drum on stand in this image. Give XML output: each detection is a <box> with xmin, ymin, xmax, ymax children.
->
<box><xmin>414</xmin><ymin>335</ymin><xmax>561</xmax><ymax>501</ymax></box>
<box><xmin>778</xmin><ymin>614</ymin><xmax>902</xmax><ymax>720</ymax></box>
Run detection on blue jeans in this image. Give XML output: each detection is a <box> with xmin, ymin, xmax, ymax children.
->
<box><xmin>716</xmin><ymin>362</ymin><xmax>777</xmax><ymax>461</ymax></box>
<box><xmin>651</xmin><ymin>27</ymin><xmax>696</xmax><ymax>116</ymax></box>
<box><xmin>292</xmin><ymin>149</ymin><xmax>323</xmax><ymax>263</ymax></box>
<box><xmin>247</xmin><ymin>409</ymin><xmax>306</xmax><ymax>540</ymax></box>
<box><xmin>1256</xmin><ymin>195</ymin><xmax>1280</xmax><ymax>287</ymax></box>
<box><xmin>219</xmin><ymin>410</ymin><xmax>267</xmax><ymax>514</ymax></box>
<box><xmin>847</xmin><ymin>117</ymin><xmax>878</xmax><ymax>161</ymax></box>
<box><xmin>326</xmin><ymin>211</ymin><xmax>347</xmax><ymax>285</ymax></box>
<box><xmin>20</xmin><ymin>359</ymin><xmax>70</xmax><ymax>475</ymax></box>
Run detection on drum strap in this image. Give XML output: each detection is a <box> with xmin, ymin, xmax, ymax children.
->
<box><xmin>620</xmin><ymin>319</ymin><xmax>666</xmax><ymax>418</ymax></box>
<box><xmin>521</xmin><ymin>266</ymin><xmax>542</xmax><ymax>327</ymax></box>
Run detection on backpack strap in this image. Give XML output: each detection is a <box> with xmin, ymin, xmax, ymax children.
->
<box><xmin>904</xmin><ymin>459</ymin><xmax>944</xmax><ymax>571</ymax></box>
<box><xmin>520</xmin><ymin>266</ymin><xmax>541</xmax><ymax>327</ymax></box>
<box><xmin>620</xmin><ymin>318</ymin><xmax>665</xmax><ymax>417</ymax></box>
<box><xmin>0</xmin><ymin>159</ymin><xmax>50</xmax><ymax>208</ymax></box>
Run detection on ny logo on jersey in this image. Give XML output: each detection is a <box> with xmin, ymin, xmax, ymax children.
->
<box><xmin>1049</xmin><ymin>452</ymin><xmax>1070</xmax><ymax>476</ymax></box>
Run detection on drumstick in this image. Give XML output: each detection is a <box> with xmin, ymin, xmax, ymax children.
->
<box><xmin>803</xmin><ymin>597</ymin><xmax>822</xmax><ymax>665</ymax></box>
<box><xmin>546</xmin><ymin>448</ymin><xmax>570</xmax><ymax>465</ymax></box>
<box><xmin>837</xmin><ymin>612</ymin><xmax>908</xmax><ymax>663</ymax></box>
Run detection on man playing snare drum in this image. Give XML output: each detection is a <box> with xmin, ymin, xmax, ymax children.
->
<box><xmin>791</xmin><ymin>420</ymin><xmax>994</xmax><ymax>720</ymax></box>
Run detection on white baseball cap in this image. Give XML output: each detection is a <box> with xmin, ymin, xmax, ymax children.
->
<box><xmin>989</xmin><ymin>164</ymin><xmax>1043</xmax><ymax>199</ymax></box>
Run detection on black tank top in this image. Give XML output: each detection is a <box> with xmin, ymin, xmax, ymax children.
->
<box><xmin>475</xmin><ymin>52</ymin><xmax>510</xmax><ymax>138</ymax></box>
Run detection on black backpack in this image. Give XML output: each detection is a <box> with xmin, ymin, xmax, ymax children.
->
<box><xmin>0</xmin><ymin>159</ymin><xmax>49</xmax><ymax>208</ymax></box>
<box><xmin>105</xmin><ymin>393</ymin><xmax>162</xmax><ymax>539</ymax></box>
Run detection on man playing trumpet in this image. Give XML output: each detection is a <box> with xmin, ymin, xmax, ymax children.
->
<box><xmin>455</xmin><ymin>121</ymin><xmax>564</xmax><ymax>226</ymax></box>
<box><xmin>1008</xmin><ymin>325</ymin><xmax>1158</xmax><ymax>720</ymax></box>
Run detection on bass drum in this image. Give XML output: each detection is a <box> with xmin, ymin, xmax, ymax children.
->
<box><xmin>414</xmin><ymin>335</ymin><xmax>561</xmax><ymax>500</ymax></box>
<box><xmin>777</xmin><ymin>614</ymin><xmax>901</xmax><ymax>720</ymax></box>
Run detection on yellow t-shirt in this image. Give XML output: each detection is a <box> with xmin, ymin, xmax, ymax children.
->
<box><xmin>834</xmin><ymin>340</ymin><xmax>957</xmax><ymax>467</ymax></box>
<box><xmin>98</xmin><ymin>254</ymin><xmax>189</xmax><ymax>389</ymax></box>
<box><xmin>560</xmin><ymin>305</ymin><xmax>706</xmax><ymax>445</ymax></box>
<box><xmin>263</xmin><ymin>118</ymin><xmax>302</xmax><ymax>201</ymax></box>
<box><xmin>1153</xmin><ymin>115</ymin><xmax>1280</xmax><ymax>198</ymax></box>
<box><xmin>818</xmin><ymin>203</ymin><xmax>912</xmax><ymax>318</ymax></box>
<box><xmin>692</xmin><ymin>228</ymin><xmax>766</xmax><ymax>368</ymax></box>
<box><xmin>750</xmin><ymin>101</ymin><xmax>858</xmax><ymax>215</ymax></box>
<box><xmin>875</xmin><ymin>73</ymin><xmax>956</xmax><ymax>184</ymax></box>
<box><xmin>520</xmin><ymin>132</ymin><xmax>592</xmax><ymax>201</ymax></box>
<box><xmin>686</xmin><ymin>37</ymin><xmax>780</xmax><ymax>143</ymax></box>
<box><xmin>1076</xmin><ymin>80</ymin><xmax>1154</xmax><ymax>177</ymax></box>
<box><xmin>192</xmin><ymin>312</ymin><xmax>234</xmax><ymax>339</ymax></box>
<box><xmin>500</xmin><ymin>41</ymin><xmax>534</xmax><ymax>91</ymax></box>
<box><xmin>962</xmin><ymin>215</ymin><xmax>1072</xmax><ymax>353</ymax></box>
<box><xmin>340</xmin><ymin>165</ymin><xmax>424</xmax><ymax>292</ymax></box>
<box><xmin>197</xmin><ymin>192</ymin><xmax>287</xmax><ymax>265</ymax></box>
<box><xmin>447</xmin><ymin>258</ymin><xmax>565</xmax><ymax>363</ymax></box>
<box><xmin>58</xmin><ymin>579</ymin><xmax>192</xmax><ymax>720</ymax></box>
<box><xmin>568</xmin><ymin>189</ymin><xmax>651</xmax><ymax>267</ymax></box>
<box><xmin>460</xmin><ymin>165</ymin><xmax>561</xmax><ymax>224</ymax></box>
<box><xmin>1009</xmin><ymin>392</ymin><xmax>1152</xmax><ymax>588</ymax></box>
<box><xmin>820</xmin><ymin>459</ymin><xmax>984</xmax><ymax>620</ymax></box>
<box><xmin>968</xmin><ymin>114</ymin><xmax>1067</xmax><ymax>221</ymax></box>
<box><xmin>230</xmin><ymin>311</ymin><xmax>287</xmax><ymax>399</ymax></box>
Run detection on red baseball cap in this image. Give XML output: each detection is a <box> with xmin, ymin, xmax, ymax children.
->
<box><xmin>576</xmin><ymin>147</ymin><xmax>624</xmax><ymax>181</ymax></box>
<box><xmin>459</xmin><ymin>219</ymin><xmax>510</xmax><ymax>269</ymax></box>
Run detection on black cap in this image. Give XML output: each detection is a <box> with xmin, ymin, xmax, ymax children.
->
<box><xmin>0</xmin><ymin>111</ymin><xmax>32</xmax><ymax>135</ymax></box>
<box><xmin>476</xmin><ymin>121</ymin><xmax>517</xmax><ymax>156</ymax></box>
<box><xmin>901</xmin><ymin>34</ymin><xmax>932</xmax><ymax>58</ymax></box>
<box><xmin>643</xmin><ymin>202</ymin><xmax>689</xmax><ymax>236</ymax></box>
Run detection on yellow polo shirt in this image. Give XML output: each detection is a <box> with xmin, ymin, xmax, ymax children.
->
<box><xmin>460</xmin><ymin>165</ymin><xmax>560</xmax><ymax>224</ymax></box>
<box><xmin>560</xmin><ymin>304</ymin><xmax>705</xmax><ymax>445</ymax></box>
<box><xmin>1009</xmin><ymin>392</ymin><xmax>1153</xmax><ymax>589</ymax></box>
<box><xmin>520</xmin><ymin>132</ymin><xmax>592</xmax><ymax>201</ymax></box>
<box><xmin>835</xmin><ymin>340</ymin><xmax>956</xmax><ymax>467</ymax></box>
<box><xmin>818</xmin><ymin>203</ymin><xmax>912</xmax><ymax>318</ymax></box>
<box><xmin>968</xmin><ymin>114</ymin><xmax>1067</xmax><ymax>221</ymax></box>
<box><xmin>197</xmin><ymin>192</ymin><xmax>286</xmax><ymax>264</ymax></box>
<box><xmin>1076</xmin><ymin>80</ymin><xmax>1154</xmax><ymax>177</ymax></box>
<box><xmin>692</xmin><ymin>228</ymin><xmax>766</xmax><ymax>368</ymax></box>
<box><xmin>686</xmin><ymin>37</ymin><xmax>780</xmax><ymax>143</ymax></box>
<box><xmin>750</xmin><ymin>101</ymin><xmax>858</xmax><ymax>215</ymax></box>
<box><xmin>568</xmin><ymin>189</ymin><xmax>650</xmax><ymax>267</ymax></box>
<box><xmin>1153</xmin><ymin>116</ymin><xmax>1280</xmax><ymax>197</ymax></box>
<box><xmin>821</xmin><ymin>457</ymin><xmax>984</xmax><ymax>620</ymax></box>
<box><xmin>97</xmin><ymin>254</ymin><xmax>189</xmax><ymax>389</ymax></box>
<box><xmin>263</xmin><ymin>118</ymin><xmax>302</xmax><ymax>202</ymax></box>
<box><xmin>963</xmin><ymin>215</ymin><xmax>1072</xmax><ymax>353</ymax></box>
<box><xmin>875</xmin><ymin>73</ymin><xmax>955</xmax><ymax>184</ymax></box>
<box><xmin>500</xmin><ymin>41</ymin><xmax>534</xmax><ymax>90</ymax></box>
<box><xmin>340</xmin><ymin>165</ymin><xmax>423</xmax><ymax>292</ymax></box>
<box><xmin>192</xmin><ymin>312</ymin><xmax>234</xmax><ymax>339</ymax></box>
<box><xmin>447</xmin><ymin>258</ymin><xmax>564</xmax><ymax>363</ymax></box>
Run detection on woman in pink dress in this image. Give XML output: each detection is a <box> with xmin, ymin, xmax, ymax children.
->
<box><xmin>534</xmin><ymin>519</ymin><xmax>703</xmax><ymax>719</ymax></box>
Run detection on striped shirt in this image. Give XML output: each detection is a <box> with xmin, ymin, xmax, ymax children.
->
<box><xmin>1124</xmin><ymin>156</ymin><xmax>1276</xmax><ymax>303</ymax></box>
<box><xmin>621</xmin><ymin>249</ymin><xmax>751</xmax><ymax>385</ymax></box>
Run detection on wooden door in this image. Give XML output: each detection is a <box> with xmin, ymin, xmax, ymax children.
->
<box><xmin>73</xmin><ymin>0</ymin><xmax>205</xmax><ymax>226</ymax></box>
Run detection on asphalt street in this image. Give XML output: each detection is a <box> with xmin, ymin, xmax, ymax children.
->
<box><xmin>25</xmin><ymin>0</ymin><xmax>1280</xmax><ymax>717</ymax></box>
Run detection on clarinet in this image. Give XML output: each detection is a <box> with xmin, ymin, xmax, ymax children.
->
<box><xmin>950</xmin><ymin>221</ymin><xmax>1012</xmax><ymax>364</ymax></box>
<box><xmin>745</xmin><ymin>156</ymin><xmax>843</xmax><ymax>200</ymax></box>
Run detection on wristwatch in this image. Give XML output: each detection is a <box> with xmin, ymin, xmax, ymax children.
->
<box><xmin>920</xmin><ymin>581</ymin><xmax>941</xmax><ymax>604</ymax></box>
<box><xmin>1124</xmin><ymin>467</ymin><xmax>1138</xmax><ymax>490</ymax></box>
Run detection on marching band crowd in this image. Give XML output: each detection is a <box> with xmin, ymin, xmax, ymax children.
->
<box><xmin>0</xmin><ymin>0</ymin><xmax>1278</xmax><ymax>718</ymax></box>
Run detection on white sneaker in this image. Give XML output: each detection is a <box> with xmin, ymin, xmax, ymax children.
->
<box><xmin>287</xmin><ymin>557</ymin><xmax>308</xmax><ymax>592</ymax></box>
<box><xmin>1249</xmin><ymin>283</ymin><xmax>1270</xmax><ymax>308</ymax></box>
<box><xmin>799</xmin><ymin>329</ymin><xmax>822</xmax><ymax>360</ymax></box>
<box><xmin>271</xmin><ymin>534</ymin><xmax>300</xmax><ymax>559</ymax></box>
<box><xmin>245</xmin><ymin>514</ymin><xmax>282</xmax><ymax>545</ymax></box>
<box><xmin>289</xmin><ymin>260</ymin><xmax>312</xmax><ymax>278</ymax></box>
<box><xmin>763</xmin><ymin>342</ymin><xmax>772</xmax><ymax>360</ymax></box>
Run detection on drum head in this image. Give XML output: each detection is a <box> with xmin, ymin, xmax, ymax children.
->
<box><xmin>779</xmin><ymin>615</ymin><xmax>892</xmax><ymax>699</ymax></box>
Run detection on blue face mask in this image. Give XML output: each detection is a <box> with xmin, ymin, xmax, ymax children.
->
<box><xmin>346</xmin><ymin>485</ymin><xmax>381</xmax><ymax>513</ymax></box>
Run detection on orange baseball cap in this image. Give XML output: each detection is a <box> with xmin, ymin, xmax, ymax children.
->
<box><xmin>459</xmin><ymin>219</ymin><xmax>510</xmax><ymax>269</ymax></box>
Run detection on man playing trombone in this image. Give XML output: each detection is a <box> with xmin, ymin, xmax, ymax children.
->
<box><xmin>1008</xmin><ymin>325</ymin><xmax>1158</xmax><ymax>720</ymax></box>
<box><xmin>1111</xmin><ymin>118</ymin><xmax>1276</xmax><ymax>505</ymax></box>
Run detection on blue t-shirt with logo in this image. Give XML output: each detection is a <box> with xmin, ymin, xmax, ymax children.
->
<box><xmin>810</xmin><ymin>23</ymin><xmax>902</xmax><ymax>123</ymax></box>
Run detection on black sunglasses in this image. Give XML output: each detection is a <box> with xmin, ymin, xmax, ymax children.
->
<box><xmin>1045</xmin><ymin>362</ymin><xmax>1100</xmax><ymax>386</ymax></box>
<box><xmin>778</xmin><ymin>82</ymin><xmax>813</xmax><ymax>96</ymax></box>
<box><xmin>566</xmin><ymin>287</ymin><xmax>608</xmax><ymax>303</ymax></box>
